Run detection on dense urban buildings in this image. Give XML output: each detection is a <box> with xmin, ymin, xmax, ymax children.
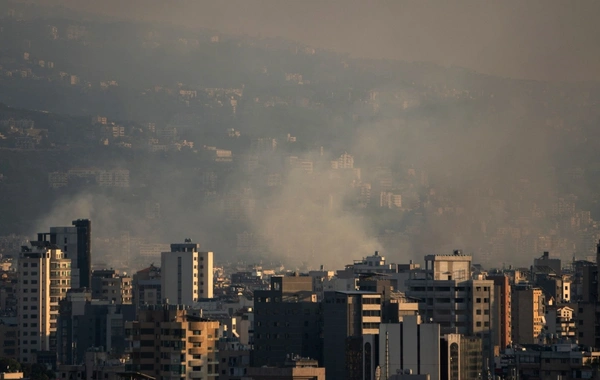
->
<box><xmin>6</xmin><ymin>219</ymin><xmax>600</xmax><ymax>379</ymax></box>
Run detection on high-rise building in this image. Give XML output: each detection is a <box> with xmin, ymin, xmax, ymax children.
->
<box><xmin>323</xmin><ymin>290</ymin><xmax>382</xmax><ymax>380</ymax></box>
<box><xmin>161</xmin><ymin>240</ymin><xmax>213</xmax><ymax>304</ymax></box>
<box><xmin>487</xmin><ymin>274</ymin><xmax>512</xmax><ymax>350</ymax></box>
<box><xmin>18</xmin><ymin>241</ymin><xmax>71</xmax><ymax>363</ymax></box>
<box><xmin>91</xmin><ymin>269</ymin><xmax>132</xmax><ymax>304</ymax></box>
<box><xmin>125</xmin><ymin>305</ymin><xmax>220</xmax><ymax>380</ymax></box>
<box><xmin>405</xmin><ymin>252</ymin><xmax>494</xmax><ymax>337</ymax></box>
<box><xmin>405</xmin><ymin>251</ymin><xmax>494</xmax><ymax>372</ymax></box>
<box><xmin>511</xmin><ymin>285</ymin><xmax>545</xmax><ymax>344</ymax></box>
<box><xmin>37</xmin><ymin>219</ymin><xmax>91</xmax><ymax>289</ymax></box>
<box><xmin>252</xmin><ymin>275</ymin><xmax>321</xmax><ymax>367</ymax></box>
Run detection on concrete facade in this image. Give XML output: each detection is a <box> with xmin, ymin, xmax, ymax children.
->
<box><xmin>161</xmin><ymin>240</ymin><xmax>213</xmax><ymax>305</ymax></box>
<box><xmin>18</xmin><ymin>242</ymin><xmax>71</xmax><ymax>363</ymax></box>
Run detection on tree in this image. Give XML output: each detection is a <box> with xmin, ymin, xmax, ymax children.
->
<box><xmin>22</xmin><ymin>363</ymin><xmax>54</xmax><ymax>380</ymax></box>
<box><xmin>0</xmin><ymin>357</ymin><xmax>21</xmax><ymax>372</ymax></box>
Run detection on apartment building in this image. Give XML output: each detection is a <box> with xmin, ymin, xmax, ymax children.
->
<box><xmin>132</xmin><ymin>264</ymin><xmax>161</xmax><ymax>308</ymax></box>
<box><xmin>488</xmin><ymin>274</ymin><xmax>512</xmax><ymax>349</ymax></box>
<box><xmin>253</xmin><ymin>275</ymin><xmax>321</xmax><ymax>367</ymax></box>
<box><xmin>323</xmin><ymin>290</ymin><xmax>382</xmax><ymax>380</ymax></box>
<box><xmin>91</xmin><ymin>269</ymin><xmax>132</xmax><ymax>304</ymax></box>
<box><xmin>405</xmin><ymin>251</ymin><xmax>494</xmax><ymax>373</ymax></box>
<box><xmin>161</xmin><ymin>240</ymin><xmax>213</xmax><ymax>304</ymax></box>
<box><xmin>36</xmin><ymin>219</ymin><xmax>91</xmax><ymax>289</ymax></box>
<box><xmin>18</xmin><ymin>241</ymin><xmax>71</xmax><ymax>363</ymax></box>
<box><xmin>125</xmin><ymin>305</ymin><xmax>220</xmax><ymax>380</ymax></box>
<box><xmin>0</xmin><ymin>320</ymin><xmax>18</xmax><ymax>359</ymax></box>
<box><xmin>405</xmin><ymin>252</ymin><xmax>494</xmax><ymax>338</ymax></box>
<box><xmin>512</xmin><ymin>285</ymin><xmax>545</xmax><ymax>344</ymax></box>
<box><xmin>57</xmin><ymin>289</ymin><xmax>135</xmax><ymax>365</ymax></box>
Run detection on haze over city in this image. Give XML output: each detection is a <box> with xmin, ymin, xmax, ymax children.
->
<box><xmin>0</xmin><ymin>0</ymin><xmax>599</xmax><ymax>270</ymax></box>
<box><xmin>2</xmin><ymin>2</ymin><xmax>600</xmax><ymax>380</ymax></box>
<box><xmin>25</xmin><ymin>0</ymin><xmax>600</xmax><ymax>82</ymax></box>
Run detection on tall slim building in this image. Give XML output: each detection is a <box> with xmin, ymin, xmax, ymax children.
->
<box><xmin>488</xmin><ymin>274</ymin><xmax>512</xmax><ymax>350</ymax></box>
<box><xmin>161</xmin><ymin>240</ymin><xmax>213</xmax><ymax>304</ymax></box>
<box><xmin>72</xmin><ymin>219</ymin><xmax>91</xmax><ymax>289</ymax></box>
<box><xmin>37</xmin><ymin>219</ymin><xmax>91</xmax><ymax>289</ymax></box>
<box><xmin>323</xmin><ymin>290</ymin><xmax>382</xmax><ymax>380</ymax></box>
<box><xmin>511</xmin><ymin>285</ymin><xmax>545</xmax><ymax>344</ymax></box>
<box><xmin>18</xmin><ymin>241</ymin><xmax>71</xmax><ymax>363</ymax></box>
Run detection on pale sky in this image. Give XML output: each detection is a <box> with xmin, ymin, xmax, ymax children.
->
<box><xmin>34</xmin><ymin>0</ymin><xmax>600</xmax><ymax>82</ymax></box>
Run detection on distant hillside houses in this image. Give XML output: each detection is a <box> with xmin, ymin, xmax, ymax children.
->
<box><xmin>48</xmin><ymin>168</ymin><xmax>129</xmax><ymax>189</ymax></box>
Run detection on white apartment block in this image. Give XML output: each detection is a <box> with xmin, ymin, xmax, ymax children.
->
<box><xmin>161</xmin><ymin>240</ymin><xmax>213</xmax><ymax>305</ymax></box>
<box><xmin>18</xmin><ymin>242</ymin><xmax>71</xmax><ymax>363</ymax></box>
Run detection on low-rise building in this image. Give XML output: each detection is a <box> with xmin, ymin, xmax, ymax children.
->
<box><xmin>244</xmin><ymin>356</ymin><xmax>325</xmax><ymax>380</ymax></box>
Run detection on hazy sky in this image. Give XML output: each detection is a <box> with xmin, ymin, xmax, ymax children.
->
<box><xmin>34</xmin><ymin>0</ymin><xmax>600</xmax><ymax>82</ymax></box>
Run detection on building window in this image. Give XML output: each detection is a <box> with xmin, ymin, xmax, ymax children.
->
<box><xmin>476</xmin><ymin>298</ymin><xmax>481</xmax><ymax>303</ymax></box>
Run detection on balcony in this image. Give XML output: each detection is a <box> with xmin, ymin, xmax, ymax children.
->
<box><xmin>188</xmin><ymin>360</ymin><xmax>203</xmax><ymax>367</ymax></box>
<box><xmin>188</xmin><ymin>335</ymin><xmax>203</xmax><ymax>343</ymax></box>
<box><xmin>362</xmin><ymin>316</ymin><xmax>381</xmax><ymax>323</ymax></box>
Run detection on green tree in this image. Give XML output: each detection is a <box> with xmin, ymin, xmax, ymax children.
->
<box><xmin>0</xmin><ymin>357</ymin><xmax>21</xmax><ymax>372</ymax></box>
